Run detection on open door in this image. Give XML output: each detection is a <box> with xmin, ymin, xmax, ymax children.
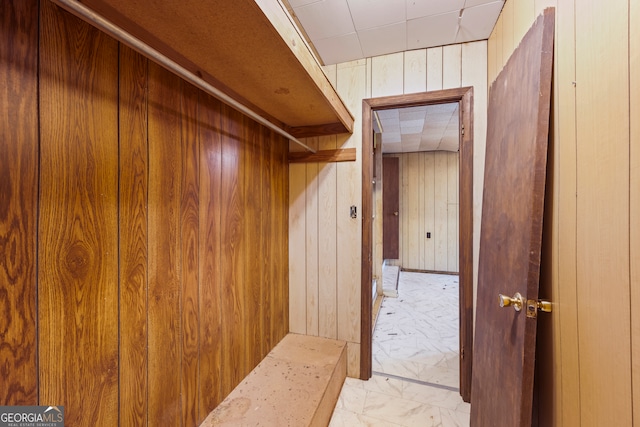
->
<box><xmin>382</xmin><ymin>156</ymin><xmax>399</xmax><ymax>260</ymax></box>
<box><xmin>471</xmin><ymin>8</ymin><xmax>555</xmax><ymax>427</ymax></box>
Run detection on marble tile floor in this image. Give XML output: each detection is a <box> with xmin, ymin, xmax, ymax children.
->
<box><xmin>330</xmin><ymin>272</ymin><xmax>470</xmax><ymax>427</ymax></box>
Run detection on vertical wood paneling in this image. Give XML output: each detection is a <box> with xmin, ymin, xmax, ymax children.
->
<box><xmin>433</xmin><ymin>152</ymin><xmax>448</xmax><ymax>271</ymax></box>
<box><xmin>244</xmin><ymin>117</ymin><xmax>262</xmax><ymax>369</ymax></box>
<box><xmin>294</xmin><ymin>42</ymin><xmax>485</xmax><ymax>378</ymax></box>
<box><xmin>631</xmin><ymin>0</ymin><xmax>640</xmax><ymax>421</ymax></box>
<box><xmin>39</xmin><ymin>2</ymin><xmax>119</xmax><ymax>424</ymax></box>
<box><xmin>180</xmin><ymin>83</ymin><xmax>200</xmax><ymax>427</ymax></box>
<box><xmin>447</xmin><ymin>153</ymin><xmax>459</xmax><ymax>271</ymax></box>
<box><xmin>442</xmin><ymin>44</ymin><xmax>462</xmax><ymax>89</ymax></box>
<box><xmin>514</xmin><ymin>0</ymin><xmax>534</xmax><ymax>45</ymax></box>
<box><xmin>494</xmin><ymin>15</ymin><xmax>504</xmax><ymax>74</ymax></box>
<box><xmin>575</xmin><ymin>0</ymin><xmax>631</xmax><ymax>425</ymax></box>
<box><xmin>502</xmin><ymin>0</ymin><xmax>515</xmax><ymax>61</ymax></box>
<box><xmin>5</xmin><ymin>3</ymin><xmax>291</xmax><ymax>423</ymax></box>
<box><xmin>336</xmin><ymin>60</ymin><xmax>365</xmax><ymax>377</ymax></box>
<box><xmin>404</xmin><ymin>49</ymin><xmax>427</xmax><ymax>94</ymax></box>
<box><xmin>418</xmin><ymin>153</ymin><xmax>427</xmax><ymax>270</ymax></box>
<box><xmin>118</xmin><ymin>46</ymin><xmax>149</xmax><ymax>426</ymax></box>
<box><xmin>306</xmin><ymin>138</ymin><xmax>320</xmax><ymax>336</ymax></box>
<box><xmin>426</xmin><ymin>47</ymin><xmax>443</xmax><ymax>91</ymax></box>
<box><xmin>487</xmin><ymin>29</ymin><xmax>497</xmax><ymax>85</ymax></box>
<box><xmin>406</xmin><ymin>154</ymin><xmax>421</xmax><ymax>268</ymax></box>
<box><xmin>289</xmin><ymin>160</ymin><xmax>307</xmax><ymax>334</ymax></box>
<box><xmin>424</xmin><ymin>153</ymin><xmax>436</xmax><ymax>270</ymax></box>
<box><xmin>318</xmin><ymin>135</ymin><xmax>338</xmax><ymax>339</ymax></box>
<box><xmin>392</xmin><ymin>152</ymin><xmax>458</xmax><ymax>272</ymax></box>
<box><xmin>197</xmin><ymin>93</ymin><xmax>223</xmax><ymax>418</ymax></box>
<box><xmin>220</xmin><ymin>104</ymin><xmax>246</xmax><ymax>392</ymax></box>
<box><xmin>371</xmin><ymin>53</ymin><xmax>404</xmax><ymax>97</ymax></box>
<box><xmin>553</xmin><ymin>1</ymin><xmax>580</xmax><ymax>424</ymax></box>
<box><xmin>147</xmin><ymin>62</ymin><xmax>183</xmax><ymax>425</ymax></box>
<box><xmin>0</xmin><ymin>0</ymin><xmax>38</xmax><ymax>406</ymax></box>
<box><xmin>462</xmin><ymin>41</ymin><xmax>487</xmax><ymax>299</ymax></box>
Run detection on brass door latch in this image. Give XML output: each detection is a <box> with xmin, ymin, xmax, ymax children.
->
<box><xmin>499</xmin><ymin>292</ymin><xmax>552</xmax><ymax>318</ymax></box>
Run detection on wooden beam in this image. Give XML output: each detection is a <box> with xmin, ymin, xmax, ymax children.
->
<box><xmin>288</xmin><ymin>148</ymin><xmax>356</xmax><ymax>163</ymax></box>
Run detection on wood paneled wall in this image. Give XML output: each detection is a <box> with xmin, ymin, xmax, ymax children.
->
<box><xmin>489</xmin><ymin>1</ymin><xmax>639</xmax><ymax>425</ymax></box>
<box><xmin>1</xmin><ymin>1</ymin><xmax>289</xmax><ymax>425</ymax></box>
<box><xmin>289</xmin><ymin>42</ymin><xmax>486</xmax><ymax>377</ymax></box>
<box><xmin>385</xmin><ymin>151</ymin><xmax>459</xmax><ymax>272</ymax></box>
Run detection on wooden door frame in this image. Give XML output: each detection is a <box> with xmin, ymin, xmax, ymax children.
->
<box><xmin>361</xmin><ymin>87</ymin><xmax>474</xmax><ymax>402</ymax></box>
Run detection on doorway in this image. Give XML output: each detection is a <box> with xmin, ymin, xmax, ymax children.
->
<box><xmin>361</xmin><ymin>87</ymin><xmax>474</xmax><ymax>402</ymax></box>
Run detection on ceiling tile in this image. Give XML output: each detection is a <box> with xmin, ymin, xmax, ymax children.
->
<box><xmin>407</xmin><ymin>11</ymin><xmax>459</xmax><ymax>50</ymax></box>
<box><xmin>314</xmin><ymin>33</ymin><xmax>364</xmax><ymax>65</ymax></box>
<box><xmin>358</xmin><ymin>22</ymin><xmax>407</xmax><ymax>58</ymax></box>
<box><xmin>406</xmin><ymin>0</ymin><xmax>465</xmax><ymax>20</ymax></box>
<box><xmin>293</xmin><ymin>0</ymin><xmax>355</xmax><ymax>40</ymax></box>
<box><xmin>382</xmin><ymin>132</ymin><xmax>401</xmax><ymax>143</ymax></box>
<box><xmin>456</xmin><ymin>1</ymin><xmax>504</xmax><ymax>42</ymax></box>
<box><xmin>347</xmin><ymin>0</ymin><xmax>406</xmax><ymax>30</ymax></box>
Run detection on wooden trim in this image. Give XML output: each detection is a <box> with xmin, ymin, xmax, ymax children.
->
<box><xmin>459</xmin><ymin>89</ymin><xmax>474</xmax><ymax>402</ymax></box>
<box><xmin>360</xmin><ymin>87</ymin><xmax>474</xmax><ymax>402</ymax></box>
<box><xmin>288</xmin><ymin>148</ymin><xmax>356</xmax><ymax>164</ymax></box>
<box><xmin>360</xmin><ymin>100</ymin><xmax>374</xmax><ymax>380</ymax></box>
<box><xmin>287</xmin><ymin>122</ymin><xmax>351</xmax><ymax>139</ymax></box>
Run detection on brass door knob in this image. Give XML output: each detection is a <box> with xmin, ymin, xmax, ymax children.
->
<box><xmin>499</xmin><ymin>292</ymin><xmax>524</xmax><ymax>312</ymax></box>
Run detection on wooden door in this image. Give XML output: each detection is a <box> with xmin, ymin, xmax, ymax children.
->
<box><xmin>382</xmin><ymin>156</ymin><xmax>399</xmax><ymax>260</ymax></box>
<box><xmin>470</xmin><ymin>8</ymin><xmax>554</xmax><ymax>427</ymax></box>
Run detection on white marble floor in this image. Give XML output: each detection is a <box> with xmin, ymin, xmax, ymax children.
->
<box><xmin>330</xmin><ymin>272</ymin><xmax>470</xmax><ymax>427</ymax></box>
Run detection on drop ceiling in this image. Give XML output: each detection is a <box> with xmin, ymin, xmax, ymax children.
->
<box><xmin>375</xmin><ymin>103</ymin><xmax>459</xmax><ymax>153</ymax></box>
<box><xmin>284</xmin><ymin>0</ymin><xmax>504</xmax><ymax>66</ymax></box>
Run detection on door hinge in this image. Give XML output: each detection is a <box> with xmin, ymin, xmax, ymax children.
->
<box><xmin>461</xmin><ymin>124</ymin><xmax>465</xmax><ymax>136</ymax></box>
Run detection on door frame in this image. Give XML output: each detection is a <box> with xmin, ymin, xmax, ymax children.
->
<box><xmin>360</xmin><ymin>87</ymin><xmax>475</xmax><ymax>401</ymax></box>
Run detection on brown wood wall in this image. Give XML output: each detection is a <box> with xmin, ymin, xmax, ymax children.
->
<box><xmin>1</xmin><ymin>1</ymin><xmax>289</xmax><ymax>425</ymax></box>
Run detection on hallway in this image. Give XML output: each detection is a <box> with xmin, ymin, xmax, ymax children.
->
<box><xmin>330</xmin><ymin>272</ymin><xmax>470</xmax><ymax>426</ymax></box>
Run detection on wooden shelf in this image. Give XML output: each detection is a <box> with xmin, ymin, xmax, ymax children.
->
<box><xmin>64</xmin><ymin>0</ymin><xmax>354</xmax><ymax>137</ymax></box>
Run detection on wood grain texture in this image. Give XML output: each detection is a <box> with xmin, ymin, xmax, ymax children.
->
<box><xmin>575</xmin><ymin>0</ymin><xmax>631</xmax><ymax>424</ymax></box>
<box><xmin>39</xmin><ymin>2</ymin><xmax>119</xmax><ymax>424</ymax></box>
<box><xmin>318</xmin><ymin>136</ymin><xmax>338</xmax><ymax>339</ymax></box>
<box><xmin>244</xmin><ymin>114</ymin><xmax>264</xmax><ymax>368</ymax></box>
<box><xmin>392</xmin><ymin>152</ymin><xmax>458</xmax><ymax>272</ymax></box>
<box><xmin>549</xmin><ymin>1</ymin><xmax>580</xmax><ymax>424</ymax></box>
<box><xmin>147</xmin><ymin>62</ymin><xmax>183</xmax><ymax>425</ymax></box>
<box><xmin>631</xmin><ymin>0</ymin><xmax>640</xmax><ymax>422</ymax></box>
<box><xmin>118</xmin><ymin>45</ymin><xmax>149</xmax><ymax>426</ymax></box>
<box><xmin>219</xmin><ymin>104</ymin><xmax>247</xmax><ymax>393</ymax></box>
<box><xmin>74</xmin><ymin>0</ymin><xmax>353</xmax><ymax>132</ymax></box>
<box><xmin>403</xmin><ymin>49</ymin><xmax>427</xmax><ymax>94</ymax></box>
<box><xmin>180</xmin><ymin>82</ymin><xmax>200</xmax><ymax>427</ymax></box>
<box><xmin>370</xmin><ymin>53</ymin><xmax>404</xmax><ymax>98</ymax></box>
<box><xmin>426</xmin><ymin>47</ymin><xmax>443</xmax><ymax>91</ymax></box>
<box><xmin>471</xmin><ymin>10</ymin><xmax>554</xmax><ymax>426</ymax></box>
<box><xmin>442</xmin><ymin>45</ymin><xmax>462</xmax><ymax>89</ymax></box>
<box><xmin>0</xmin><ymin>0</ymin><xmax>38</xmax><ymax>406</ymax></box>
<box><xmin>305</xmin><ymin>138</ymin><xmax>320</xmax><ymax>336</ymax></box>
<box><xmin>289</xmin><ymin>160</ymin><xmax>307</xmax><ymax>334</ymax></box>
<box><xmin>288</xmin><ymin>148</ymin><xmax>356</xmax><ymax>163</ymax></box>
<box><xmin>458</xmin><ymin>89</ymin><xmax>474</xmax><ymax>402</ymax></box>
<box><xmin>197</xmin><ymin>93</ymin><xmax>223</xmax><ymax>418</ymax></box>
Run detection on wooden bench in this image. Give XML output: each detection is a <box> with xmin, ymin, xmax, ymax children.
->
<box><xmin>200</xmin><ymin>333</ymin><xmax>347</xmax><ymax>426</ymax></box>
